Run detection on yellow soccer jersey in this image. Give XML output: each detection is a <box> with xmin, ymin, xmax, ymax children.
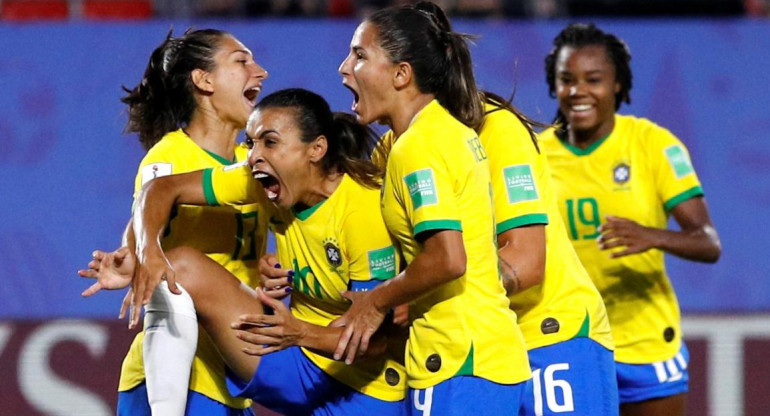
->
<box><xmin>119</xmin><ymin>129</ymin><xmax>269</xmax><ymax>409</ymax></box>
<box><xmin>205</xmin><ymin>168</ymin><xmax>407</xmax><ymax>402</ymax></box>
<box><xmin>381</xmin><ymin>100</ymin><xmax>530</xmax><ymax>389</ymax></box>
<box><xmin>479</xmin><ymin>104</ymin><xmax>613</xmax><ymax>352</ymax></box>
<box><xmin>540</xmin><ymin>114</ymin><xmax>704</xmax><ymax>364</ymax></box>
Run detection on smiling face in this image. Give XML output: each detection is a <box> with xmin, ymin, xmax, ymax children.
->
<box><xmin>245</xmin><ymin>107</ymin><xmax>317</xmax><ymax>210</ymax></box>
<box><xmin>204</xmin><ymin>36</ymin><xmax>268</xmax><ymax>128</ymax></box>
<box><xmin>338</xmin><ymin>21</ymin><xmax>398</xmax><ymax>126</ymax></box>
<box><xmin>555</xmin><ymin>44</ymin><xmax>620</xmax><ymax>142</ymax></box>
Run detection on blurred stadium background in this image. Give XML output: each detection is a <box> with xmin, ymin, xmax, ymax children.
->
<box><xmin>1</xmin><ymin>0</ymin><xmax>769</xmax><ymax>415</ymax></box>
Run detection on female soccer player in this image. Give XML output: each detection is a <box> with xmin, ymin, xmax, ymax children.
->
<box><xmin>539</xmin><ymin>23</ymin><xmax>721</xmax><ymax>416</ymax></box>
<box><xmin>334</xmin><ymin>2</ymin><xmax>530</xmax><ymax>414</ymax></box>
<box><xmin>83</xmin><ymin>88</ymin><xmax>407</xmax><ymax>416</ymax></box>
<box><xmin>88</xmin><ymin>28</ymin><xmax>270</xmax><ymax>416</ymax></box>
<box><xmin>478</xmin><ymin>92</ymin><xmax>617</xmax><ymax>415</ymax></box>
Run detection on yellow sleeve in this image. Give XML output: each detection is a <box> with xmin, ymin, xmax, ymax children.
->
<box><xmin>482</xmin><ymin>109</ymin><xmax>549</xmax><ymax>235</ymax></box>
<box><xmin>647</xmin><ymin>124</ymin><xmax>704</xmax><ymax>211</ymax></box>
<box><xmin>389</xmin><ymin>140</ymin><xmax>462</xmax><ymax>237</ymax></box>
<box><xmin>133</xmin><ymin>144</ymin><xmax>176</xmax><ymax>198</ymax></box>
<box><xmin>340</xmin><ymin>202</ymin><xmax>399</xmax><ymax>288</ymax></box>
<box><xmin>202</xmin><ymin>162</ymin><xmax>263</xmax><ymax>206</ymax></box>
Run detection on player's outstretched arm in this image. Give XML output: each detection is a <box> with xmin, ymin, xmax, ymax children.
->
<box><xmin>131</xmin><ymin>170</ymin><xmax>208</xmax><ymax>327</ymax></box>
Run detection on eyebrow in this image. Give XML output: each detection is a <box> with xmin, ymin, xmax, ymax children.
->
<box><xmin>231</xmin><ymin>49</ymin><xmax>252</xmax><ymax>56</ymax></box>
<box><xmin>259</xmin><ymin>129</ymin><xmax>279</xmax><ymax>138</ymax></box>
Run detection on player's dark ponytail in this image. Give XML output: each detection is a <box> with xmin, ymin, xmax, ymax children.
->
<box><xmin>330</xmin><ymin>112</ymin><xmax>382</xmax><ymax>189</ymax></box>
<box><xmin>121</xmin><ymin>28</ymin><xmax>229</xmax><ymax>150</ymax></box>
<box><xmin>367</xmin><ymin>1</ymin><xmax>484</xmax><ymax>129</ymax></box>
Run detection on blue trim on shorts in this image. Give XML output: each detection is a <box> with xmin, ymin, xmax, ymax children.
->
<box><xmin>226</xmin><ymin>346</ymin><xmax>405</xmax><ymax>416</ymax></box>
<box><xmin>407</xmin><ymin>376</ymin><xmax>526</xmax><ymax>416</ymax></box>
<box><xmin>616</xmin><ymin>342</ymin><xmax>690</xmax><ymax>404</ymax></box>
<box><xmin>117</xmin><ymin>381</ymin><xmax>255</xmax><ymax>416</ymax></box>
<box><xmin>520</xmin><ymin>337</ymin><xmax>618</xmax><ymax>416</ymax></box>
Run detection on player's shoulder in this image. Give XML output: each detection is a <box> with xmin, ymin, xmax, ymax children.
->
<box><xmin>338</xmin><ymin>174</ymin><xmax>380</xmax><ymax>211</ymax></box>
<box><xmin>141</xmin><ymin>130</ymin><xmax>194</xmax><ymax>164</ymax></box>
<box><xmin>617</xmin><ymin>114</ymin><xmax>683</xmax><ymax>152</ymax></box>
<box><xmin>481</xmin><ymin>106</ymin><xmax>531</xmax><ymax>140</ymax></box>
<box><xmin>536</xmin><ymin>126</ymin><xmax>561</xmax><ymax>149</ymax></box>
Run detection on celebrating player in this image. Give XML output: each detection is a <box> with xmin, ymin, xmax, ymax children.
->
<box><xmin>540</xmin><ymin>23</ymin><xmax>721</xmax><ymax>416</ymax></box>
<box><xmin>478</xmin><ymin>92</ymin><xmax>618</xmax><ymax>415</ymax></box>
<box><xmin>82</xmin><ymin>28</ymin><xmax>269</xmax><ymax>416</ymax></box>
<box><xmin>82</xmin><ymin>88</ymin><xmax>408</xmax><ymax>415</ymax></box>
<box><xmin>334</xmin><ymin>2</ymin><xmax>531</xmax><ymax>414</ymax></box>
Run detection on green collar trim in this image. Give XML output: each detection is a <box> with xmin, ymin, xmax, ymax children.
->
<box><xmin>204</xmin><ymin>149</ymin><xmax>235</xmax><ymax>165</ymax></box>
<box><xmin>561</xmin><ymin>132</ymin><xmax>611</xmax><ymax>156</ymax></box>
<box><xmin>292</xmin><ymin>198</ymin><xmax>327</xmax><ymax>220</ymax></box>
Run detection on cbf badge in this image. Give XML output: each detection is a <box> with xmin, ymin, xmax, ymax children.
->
<box><xmin>613</xmin><ymin>162</ymin><xmax>631</xmax><ymax>184</ymax></box>
<box><xmin>323</xmin><ymin>238</ymin><xmax>342</xmax><ymax>268</ymax></box>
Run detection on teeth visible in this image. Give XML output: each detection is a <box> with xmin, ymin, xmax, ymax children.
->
<box><xmin>572</xmin><ymin>104</ymin><xmax>592</xmax><ymax>112</ymax></box>
<box><xmin>267</xmin><ymin>191</ymin><xmax>278</xmax><ymax>200</ymax></box>
<box><xmin>253</xmin><ymin>172</ymin><xmax>268</xmax><ymax>179</ymax></box>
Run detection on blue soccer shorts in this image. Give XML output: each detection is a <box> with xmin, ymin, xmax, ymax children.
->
<box><xmin>519</xmin><ymin>337</ymin><xmax>618</xmax><ymax>416</ymax></box>
<box><xmin>226</xmin><ymin>345</ymin><xmax>405</xmax><ymax>416</ymax></box>
<box><xmin>616</xmin><ymin>342</ymin><xmax>690</xmax><ymax>404</ymax></box>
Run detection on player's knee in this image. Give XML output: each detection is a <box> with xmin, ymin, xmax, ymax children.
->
<box><xmin>165</xmin><ymin>246</ymin><xmax>208</xmax><ymax>292</ymax></box>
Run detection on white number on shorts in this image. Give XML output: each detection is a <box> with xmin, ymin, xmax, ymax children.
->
<box><xmin>532</xmin><ymin>363</ymin><xmax>575</xmax><ymax>415</ymax></box>
<box><xmin>413</xmin><ymin>386</ymin><xmax>434</xmax><ymax>416</ymax></box>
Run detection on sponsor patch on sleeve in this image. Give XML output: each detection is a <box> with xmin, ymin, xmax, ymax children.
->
<box><xmin>141</xmin><ymin>163</ymin><xmax>172</xmax><ymax>185</ymax></box>
<box><xmin>404</xmin><ymin>168</ymin><xmax>438</xmax><ymax>209</ymax></box>
<box><xmin>664</xmin><ymin>145</ymin><xmax>695</xmax><ymax>178</ymax></box>
<box><xmin>503</xmin><ymin>164</ymin><xmax>539</xmax><ymax>203</ymax></box>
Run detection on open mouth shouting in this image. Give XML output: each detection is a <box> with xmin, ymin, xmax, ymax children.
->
<box><xmin>253</xmin><ymin>170</ymin><xmax>281</xmax><ymax>203</ymax></box>
<box><xmin>342</xmin><ymin>83</ymin><xmax>360</xmax><ymax>114</ymax></box>
<box><xmin>244</xmin><ymin>85</ymin><xmax>261</xmax><ymax>107</ymax></box>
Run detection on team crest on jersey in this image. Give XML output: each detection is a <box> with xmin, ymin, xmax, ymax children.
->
<box><xmin>323</xmin><ymin>237</ymin><xmax>342</xmax><ymax>268</ymax></box>
<box><xmin>613</xmin><ymin>162</ymin><xmax>631</xmax><ymax>184</ymax></box>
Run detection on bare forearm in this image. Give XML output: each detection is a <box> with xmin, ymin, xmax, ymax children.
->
<box><xmin>301</xmin><ymin>321</ymin><xmax>387</xmax><ymax>359</ymax></box>
<box><xmin>132</xmin><ymin>172</ymin><xmax>208</xmax><ymax>255</ymax></box>
<box><xmin>133</xmin><ymin>180</ymin><xmax>179</xmax><ymax>254</ymax></box>
<box><xmin>371</xmin><ymin>251</ymin><xmax>461</xmax><ymax>313</ymax></box>
<box><xmin>122</xmin><ymin>219</ymin><xmax>137</xmax><ymax>252</ymax></box>
<box><xmin>497</xmin><ymin>226</ymin><xmax>546</xmax><ymax>295</ymax></box>
<box><xmin>654</xmin><ymin>225</ymin><xmax>721</xmax><ymax>263</ymax></box>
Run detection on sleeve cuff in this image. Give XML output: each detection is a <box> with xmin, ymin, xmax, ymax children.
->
<box><xmin>496</xmin><ymin>213</ymin><xmax>549</xmax><ymax>235</ymax></box>
<box><xmin>664</xmin><ymin>186</ymin><xmax>704</xmax><ymax>212</ymax></box>
<box><xmin>202</xmin><ymin>168</ymin><xmax>219</xmax><ymax>206</ymax></box>
<box><xmin>413</xmin><ymin>219</ymin><xmax>462</xmax><ymax>237</ymax></box>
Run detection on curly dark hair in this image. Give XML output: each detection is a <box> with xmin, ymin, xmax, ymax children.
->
<box><xmin>544</xmin><ymin>23</ymin><xmax>632</xmax><ymax>122</ymax></box>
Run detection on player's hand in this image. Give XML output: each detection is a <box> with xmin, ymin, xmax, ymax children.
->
<box><xmin>232</xmin><ymin>288</ymin><xmax>304</xmax><ymax>356</ymax></box>
<box><xmin>131</xmin><ymin>245</ymin><xmax>180</xmax><ymax>329</ymax></box>
<box><xmin>78</xmin><ymin>247</ymin><xmax>135</xmax><ymax>297</ymax></box>
<box><xmin>598</xmin><ymin>215</ymin><xmax>660</xmax><ymax>258</ymax></box>
<box><xmin>258</xmin><ymin>254</ymin><xmax>294</xmax><ymax>300</ymax></box>
<box><xmin>329</xmin><ymin>290</ymin><xmax>387</xmax><ymax>365</ymax></box>
<box><xmin>392</xmin><ymin>303</ymin><xmax>410</xmax><ymax>327</ymax></box>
